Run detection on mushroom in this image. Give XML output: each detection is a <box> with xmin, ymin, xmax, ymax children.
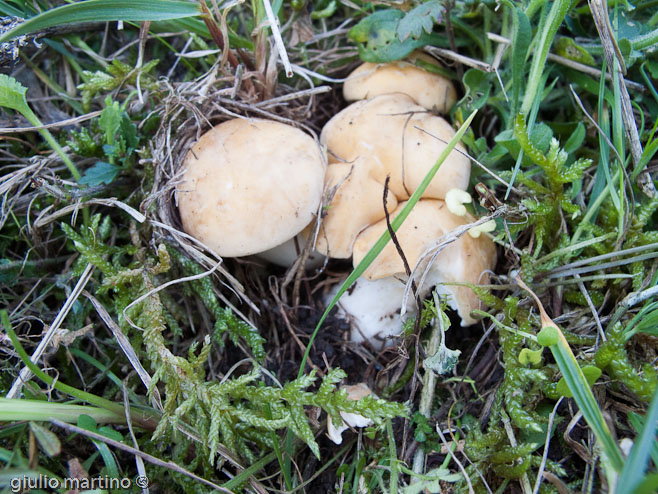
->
<box><xmin>326</xmin><ymin>276</ymin><xmax>416</xmax><ymax>347</ymax></box>
<box><xmin>327</xmin><ymin>383</ymin><xmax>377</xmax><ymax>444</ymax></box>
<box><xmin>343</xmin><ymin>53</ymin><xmax>457</xmax><ymax>113</ymax></box>
<box><xmin>351</xmin><ymin>199</ymin><xmax>497</xmax><ymax>327</ymax></box>
<box><xmin>176</xmin><ymin>118</ymin><xmax>325</xmax><ymax>259</ymax></box>
<box><xmin>315</xmin><ymin>159</ymin><xmax>398</xmax><ymax>258</ymax></box>
<box><xmin>320</xmin><ymin>93</ymin><xmax>470</xmax><ymax>202</ymax></box>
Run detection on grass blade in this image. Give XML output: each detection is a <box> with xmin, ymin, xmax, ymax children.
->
<box><xmin>616</xmin><ymin>387</ymin><xmax>658</xmax><ymax>494</ymax></box>
<box><xmin>549</xmin><ymin>331</ymin><xmax>625</xmax><ymax>471</ymax></box>
<box><xmin>520</xmin><ymin>0</ymin><xmax>571</xmax><ymax>115</ymax></box>
<box><xmin>0</xmin><ymin>0</ymin><xmax>201</xmax><ymax>44</ymax></box>
<box><xmin>0</xmin><ymin>398</ymin><xmax>125</xmax><ymax>424</ymax></box>
<box><xmin>517</xmin><ymin>280</ymin><xmax>625</xmax><ymax>473</ymax></box>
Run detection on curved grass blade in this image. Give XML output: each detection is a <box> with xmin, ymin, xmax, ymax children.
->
<box><xmin>0</xmin><ymin>0</ymin><xmax>201</xmax><ymax>44</ymax></box>
<box><xmin>516</xmin><ymin>280</ymin><xmax>625</xmax><ymax>473</ymax></box>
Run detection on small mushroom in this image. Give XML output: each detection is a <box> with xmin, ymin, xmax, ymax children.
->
<box><xmin>326</xmin><ymin>383</ymin><xmax>376</xmax><ymax>444</ymax></box>
<box><xmin>176</xmin><ymin>118</ymin><xmax>325</xmax><ymax>258</ymax></box>
<box><xmin>352</xmin><ymin>199</ymin><xmax>497</xmax><ymax>327</ymax></box>
<box><xmin>320</xmin><ymin>93</ymin><xmax>470</xmax><ymax>202</ymax></box>
<box><xmin>343</xmin><ymin>53</ymin><xmax>457</xmax><ymax>113</ymax></box>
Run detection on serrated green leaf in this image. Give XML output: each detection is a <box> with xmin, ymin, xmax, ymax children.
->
<box><xmin>348</xmin><ymin>9</ymin><xmax>431</xmax><ymax>63</ymax></box>
<box><xmin>0</xmin><ymin>0</ymin><xmax>201</xmax><ymax>44</ymax></box>
<box><xmin>79</xmin><ymin>161</ymin><xmax>121</xmax><ymax>186</ymax></box>
<box><xmin>0</xmin><ymin>73</ymin><xmax>28</xmax><ymax>113</ymax></box>
<box><xmin>396</xmin><ymin>0</ymin><xmax>441</xmax><ymax>41</ymax></box>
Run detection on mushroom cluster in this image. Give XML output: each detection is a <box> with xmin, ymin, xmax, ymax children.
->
<box><xmin>319</xmin><ymin>55</ymin><xmax>497</xmax><ymax>348</ymax></box>
<box><xmin>174</xmin><ymin>53</ymin><xmax>497</xmax><ymax>349</ymax></box>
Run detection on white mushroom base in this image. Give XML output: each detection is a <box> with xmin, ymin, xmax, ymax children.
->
<box><xmin>326</xmin><ymin>276</ymin><xmax>421</xmax><ymax>349</ymax></box>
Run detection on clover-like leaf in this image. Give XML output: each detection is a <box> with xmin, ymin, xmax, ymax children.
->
<box><xmin>397</xmin><ymin>0</ymin><xmax>441</xmax><ymax>41</ymax></box>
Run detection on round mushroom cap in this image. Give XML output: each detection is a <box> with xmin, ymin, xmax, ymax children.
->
<box><xmin>343</xmin><ymin>53</ymin><xmax>457</xmax><ymax>113</ymax></box>
<box><xmin>352</xmin><ymin>199</ymin><xmax>497</xmax><ymax>326</ymax></box>
<box><xmin>316</xmin><ymin>159</ymin><xmax>398</xmax><ymax>258</ymax></box>
<box><xmin>176</xmin><ymin>118</ymin><xmax>325</xmax><ymax>257</ymax></box>
<box><xmin>320</xmin><ymin>94</ymin><xmax>470</xmax><ymax>201</ymax></box>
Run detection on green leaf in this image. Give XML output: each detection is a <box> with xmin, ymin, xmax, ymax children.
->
<box><xmin>348</xmin><ymin>9</ymin><xmax>431</xmax><ymax>63</ymax></box>
<box><xmin>511</xmin><ymin>7</ymin><xmax>531</xmax><ymax>115</ymax></box>
<box><xmin>537</xmin><ymin>326</ymin><xmax>559</xmax><ymax>346</ymax></box>
<box><xmin>79</xmin><ymin>161</ymin><xmax>121</xmax><ymax>186</ymax></box>
<box><xmin>548</xmin><ymin>331</ymin><xmax>625</xmax><ymax>471</ymax></box>
<box><xmin>97</xmin><ymin>425</ymin><xmax>123</xmax><ymax>442</ymax></box>
<box><xmin>29</xmin><ymin>422</ymin><xmax>61</xmax><ymax>457</ymax></box>
<box><xmin>0</xmin><ymin>74</ymin><xmax>80</xmax><ymax>179</ymax></box>
<box><xmin>0</xmin><ymin>0</ymin><xmax>201</xmax><ymax>44</ymax></box>
<box><xmin>401</xmin><ymin>466</ymin><xmax>462</xmax><ymax>493</ymax></box>
<box><xmin>77</xmin><ymin>414</ymin><xmax>98</xmax><ymax>432</ymax></box>
<box><xmin>396</xmin><ymin>0</ymin><xmax>441</xmax><ymax>41</ymax></box>
<box><xmin>555</xmin><ymin>37</ymin><xmax>596</xmax><ymax>66</ymax></box>
<box><xmin>99</xmin><ymin>97</ymin><xmax>123</xmax><ymax>146</ymax></box>
<box><xmin>563</xmin><ymin>122</ymin><xmax>586</xmax><ymax>154</ymax></box>
<box><xmin>0</xmin><ymin>73</ymin><xmax>29</xmax><ymax>114</ymax></box>
<box><xmin>460</xmin><ymin>69</ymin><xmax>494</xmax><ymax>111</ymax></box>
<box><xmin>556</xmin><ymin>365</ymin><xmax>602</xmax><ymax>398</ymax></box>
<box><xmin>519</xmin><ymin>348</ymin><xmax>543</xmax><ymax>366</ymax></box>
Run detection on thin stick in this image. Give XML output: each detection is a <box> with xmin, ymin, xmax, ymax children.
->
<box><xmin>0</xmin><ymin>111</ymin><xmax>102</xmax><ymax>134</ymax></box>
<box><xmin>85</xmin><ymin>292</ymin><xmax>162</xmax><ymax>410</ymax></box>
<box><xmin>411</xmin><ymin>292</ymin><xmax>444</xmax><ymax>477</ymax></box>
<box><xmin>436</xmin><ymin>425</ymin><xmax>475</xmax><ymax>494</ymax></box>
<box><xmin>486</xmin><ymin>32</ymin><xmax>645</xmax><ymax>92</ymax></box>
<box><xmin>50</xmin><ymin>419</ymin><xmax>232</xmax><ymax>493</ymax></box>
<box><xmin>533</xmin><ymin>397</ymin><xmax>564</xmax><ymax>494</ymax></box>
<box><xmin>6</xmin><ymin>263</ymin><xmax>94</xmax><ymax>398</ymax></box>
<box><xmin>261</xmin><ymin>0</ymin><xmax>293</xmax><ymax>77</ymax></box>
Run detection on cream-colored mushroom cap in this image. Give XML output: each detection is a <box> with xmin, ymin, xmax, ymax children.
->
<box><xmin>343</xmin><ymin>53</ymin><xmax>457</xmax><ymax>113</ymax></box>
<box><xmin>316</xmin><ymin>159</ymin><xmax>398</xmax><ymax>258</ymax></box>
<box><xmin>176</xmin><ymin>118</ymin><xmax>325</xmax><ymax>257</ymax></box>
<box><xmin>352</xmin><ymin>199</ymin><xmax>497</xmax><ymax>326</ymax></box>
<box><xmin>320</xmin><ymin>94</ymin><xmax>470</xmax><ymax>201</ymax></box>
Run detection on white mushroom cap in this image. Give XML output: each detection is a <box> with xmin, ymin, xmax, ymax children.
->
<box><xmin>315</xmin><ymin>159</ymin><xmax>398</xmax><ymax>258</ymax></box>
<box><xmin>176</xmin><ymin>118</ymin><xmax>325</xmax><ymax>257</ymax></box>
<box><xmin>343</xmin><ymin>53</ymin><xmax>457</xmax><ymax>113</ymax></box>
<box><xmin>320</xmin><ymin>94</ymin><xmax>470</xmax><ymax>201</ymax></box>
<box><xmin>327</xmin><ymin>383</ymin><xmax>377</xmax><ymax>444</ymax></box>
<box><xmin>327</xmin><ymin>276</ymin><xmax>418</xmax><ymax>348</ymax></box>
<box><xmin>351</xmin><ymin>199</ymin><xmax>497</xmax><ymax>326</ymax></box>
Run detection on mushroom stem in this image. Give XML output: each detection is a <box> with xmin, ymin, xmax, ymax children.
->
<box><xmin>327</xmin><ymin>276</ymin><xmax>422</xmax><ymax>349</ymax></box>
